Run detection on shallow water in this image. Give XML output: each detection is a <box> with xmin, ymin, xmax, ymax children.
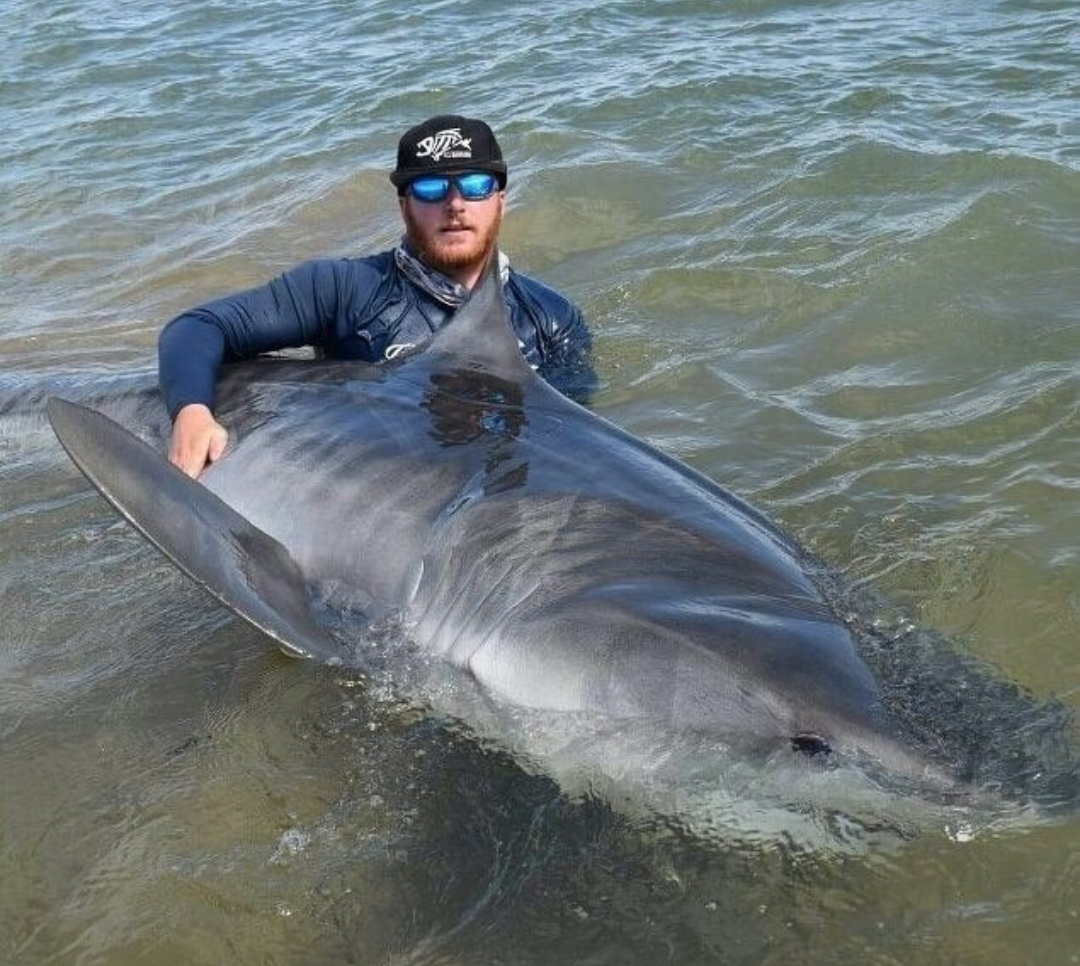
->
<box><xmin>3</xmin><ymin>0</ymin><xmax>1078</xmax><ymax>963</ymax></box>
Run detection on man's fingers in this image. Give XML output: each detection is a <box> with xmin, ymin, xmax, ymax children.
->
<box><xmin>167</xmin><ymin>437</ymin><xmax>199</xmax><ymax>478</ymax></box>
<box><xmin>206</xmin><ymin>426</ymin><xmax>228</xmax><ymax>464</ymax></box>
<box><xmin>168</xmin><ymin>404</ymin><xmax>228</xmax><ymax>480</ymax></box>
<box><xmin>171</xmin><ymin>438</ymin><xmax>208</xmax><ymax>479</ymax></box>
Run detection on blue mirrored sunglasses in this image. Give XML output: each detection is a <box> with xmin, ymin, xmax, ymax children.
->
<box><xmin>406</xmin><ymin>172</ymin><xmax>500</xmax><ymax>203</ymax></box>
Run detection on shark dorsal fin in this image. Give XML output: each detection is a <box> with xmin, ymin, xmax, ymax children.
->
<box><xmin>418</xmin><ymin>254</ymin><xmax>536</xmax><ymax>382</ymax></box>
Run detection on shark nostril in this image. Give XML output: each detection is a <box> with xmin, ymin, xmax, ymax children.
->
<box><xmin>791</xmin><ymin>732</ymin><xmax>832</xmax><ymax>757</ymax></box>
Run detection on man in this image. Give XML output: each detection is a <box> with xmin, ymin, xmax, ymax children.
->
<box><xmin>159</xmin><ymin>114</ymin><xmax>596</xmax><ymax>478</ymax></box>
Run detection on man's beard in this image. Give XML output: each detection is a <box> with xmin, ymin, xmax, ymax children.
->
<box><xmin>403</xmin><ymin>206</ymin><xmax>502</xmax><ymax>280</ymax></box>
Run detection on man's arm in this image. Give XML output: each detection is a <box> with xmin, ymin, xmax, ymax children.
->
<box><xmin>507</xmin><ymin>271</ymin><xmax>598</xmax><ymax>405</ymax></box>
<box><xmin>158</xmin><ymin>259</ymin><xmax>348</xmax><ymax>477</ymax></box>
<box><xmin>539</xmin><ymin>301</ymin><xmax>598</xmax><ymax>406</ymax></box>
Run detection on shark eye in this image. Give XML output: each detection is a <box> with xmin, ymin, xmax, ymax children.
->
<box><xmin>791</xmin><ymin>732</ymin><xmax>832</xmax><ymax>757</ymax></box>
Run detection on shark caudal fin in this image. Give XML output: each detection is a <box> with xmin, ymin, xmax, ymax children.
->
<box><xmin>46</xmin><ymin>397</ymin><xmax>341</xmax><ymax>662</ymax></box>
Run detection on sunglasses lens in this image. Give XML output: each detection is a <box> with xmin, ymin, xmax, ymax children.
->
<box><xmin>456</xmin><ymin>172</ymin><xmax>498</xmax><ymax>200</ymax></box>
<box><xmin>408</xmin><ymin>177</ymin><xmax>450</xmax><ymax>202</ymax></box>
<box><xmin>407</xmin><ymin>173</ymin><xmax>498</xmax><ymax>203</ymax></box>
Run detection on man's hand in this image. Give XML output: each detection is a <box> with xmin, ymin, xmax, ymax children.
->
<box><xmin>169</xmin><ymin>404</ymin><xmax>228</xmax><ymax>479</ymax></box>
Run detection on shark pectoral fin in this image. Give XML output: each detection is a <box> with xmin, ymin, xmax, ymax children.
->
<box><xmin>46</xmin><ymin>397</ymin><xmax>342</xmax><ymax>663</ymax></box>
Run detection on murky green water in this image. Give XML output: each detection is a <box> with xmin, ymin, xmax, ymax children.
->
<box><xmin>2</xmin><ymin>0</ymin><xmax>1078</xmax><ymax>962</ymax></box>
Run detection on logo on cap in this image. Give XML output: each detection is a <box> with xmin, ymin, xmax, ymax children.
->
<box><xmin>415</xmin><ymin>128</ymin><xmax>473</xmax><ymax>163</ymax></box>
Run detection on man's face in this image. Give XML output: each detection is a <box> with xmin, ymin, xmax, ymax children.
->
<box><xmin>399</xmin><ymin>176</ymin><xmax>505</xmax><ymax>285</ymax></box>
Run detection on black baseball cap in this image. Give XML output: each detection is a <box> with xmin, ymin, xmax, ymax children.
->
<box><xmin>390</xmin><ymin>115</ymin><xmax>508</xmax><ymax>192</ymax></box>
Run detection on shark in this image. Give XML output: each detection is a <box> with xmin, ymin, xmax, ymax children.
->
<box><xmin>46</xmin><ymin>260</ymin><xmax>987</xmax><ymax>839</ymax></box>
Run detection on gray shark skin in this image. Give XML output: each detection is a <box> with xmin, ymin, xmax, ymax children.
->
<box><xmin>48</xmin><ymin>261</ymin><xmax>958</xmax><ymax>818</ymax></box>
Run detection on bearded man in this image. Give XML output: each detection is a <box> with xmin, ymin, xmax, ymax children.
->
<box><xmin>159</xmin><ymin>115</ymin><xmax>595</xmax><ymax>478</ymax></box>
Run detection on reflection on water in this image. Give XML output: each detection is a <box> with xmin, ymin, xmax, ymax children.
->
<box><xmin>423</xmin><ymin>369</ymin><xmax>531</xmax><ymax>495</ymax></box>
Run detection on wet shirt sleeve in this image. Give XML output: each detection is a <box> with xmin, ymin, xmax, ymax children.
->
<box><xmin>157</xmin><ymin>259</ymin><xmax>349</xmax><ymax>419</ymax></box>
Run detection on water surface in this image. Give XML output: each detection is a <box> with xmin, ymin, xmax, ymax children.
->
<box><xmin>2</xmin><ymin>0</ymin><xmax>1078</xmax><ymax>963</ymax></box>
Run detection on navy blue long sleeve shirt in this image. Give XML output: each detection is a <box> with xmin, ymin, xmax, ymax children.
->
<box><xmin>158</xmin><ymin>251</ymin><xmax>596</xmax><ymax>419</ymax></box>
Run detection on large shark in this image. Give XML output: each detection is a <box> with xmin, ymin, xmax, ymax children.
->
<box><xmin>47</xmin><ymin>260</ymin><xmax>978</xmax><ymax>835</ymax></box>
